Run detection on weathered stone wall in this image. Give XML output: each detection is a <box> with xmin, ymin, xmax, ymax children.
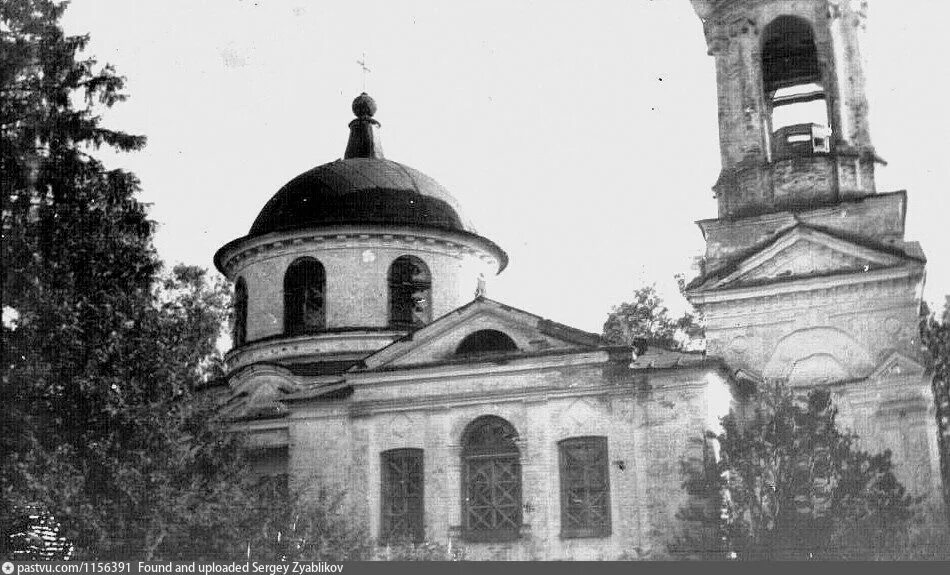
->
<box><xmin>702</xmin><ymin>275</ymin><xmax>922</xmax><ymax>379</ymax></box>
<box><xmin>225</xmin><ymin>230</ymin><xmax>496</xmax><ymax>342</ymax></box>
<box><xmin>833</xmin><ymin>374</ymin><xmax>946</xmax><ymax>528</ymax></box>
<box><xmin>701</xmin><ymin>0</ymin><xmax>876</xmax><ymax>218</ymax></box>
<box><xmin>697</xmin><ymin>271</ymin><xmax>944</xmax><ymax>513</ymax></box>
<box><xmin>698</xmin><ymin>191</ymin><xmax>906</xmax><ymax>272</ymax></box>
<box><xmin>285</xmin><ymin>356</ymin><xmax>725</xmax><ymax>559</ymax></box>
<box><xmin>287</xmin><ymin>401</ymin><xmax>358</xmax><ymax>502</ymax></box>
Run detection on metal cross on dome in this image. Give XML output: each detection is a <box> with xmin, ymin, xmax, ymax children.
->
<box><xmin>357</xmin><ymin>52</ymin><xmax>371</xmax><ymax>92</ymax></box>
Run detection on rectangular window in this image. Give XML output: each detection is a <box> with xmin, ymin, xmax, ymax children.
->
<box><xmin>380</xmin><ymin>448</ymin><xmax>424</xmax><ymax>543</ymax></box>
<box><xmin>559</xmin><ymin>436</ymin><xmax>611</xmax><ymax>538</ymax></box>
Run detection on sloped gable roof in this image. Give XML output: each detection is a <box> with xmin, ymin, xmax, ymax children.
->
<box><xmin>358</xmin><ymin>297</ymin><xmax>604</xmax><ymax>372</ymax></box>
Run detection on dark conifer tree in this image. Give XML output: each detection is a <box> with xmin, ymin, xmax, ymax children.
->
<box><xmin>1</xmin><ymin>0</ymin><xmax>251</xmax><ymax>559</ymax></box>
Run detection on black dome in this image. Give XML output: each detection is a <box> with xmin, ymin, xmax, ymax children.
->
<box><xmin>249</xmin><ymin>157</ymin><xmax>477</xmax><ymax>237</ymax></box>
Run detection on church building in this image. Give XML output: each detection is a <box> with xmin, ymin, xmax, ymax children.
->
<box><xmin>213</xmin><ymin>0</ymin><xmax>945</xmax><ymax>559</ymax></box>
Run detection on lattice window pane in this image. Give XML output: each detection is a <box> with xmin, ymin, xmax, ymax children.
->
<box><xmin>462</xmin><ymin>416</ymin><xmax>522</xmax><ymax>542</ymax></box>
<box><xmin>465</xmin><ymin>456</ymin><xmax>522</xmax><ymax>537</ymax></box>
<box><xmin>380</xmin><ymin>448</ymin><xmax>424</xmax><ymax>544</ymax></box>
<box><xmin>559</xmin><ymin>436</ymin><xmax>611</xmax><ymax>538</ymax></box>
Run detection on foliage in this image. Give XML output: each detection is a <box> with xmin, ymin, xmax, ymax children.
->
<box><xmin>672</xmin><ymin>382</ymin><xmax>925</xmax><ymax>560</ymax></box>
<box><xmin>244</xmin><ymin>482</ymin><xmax>373</xmax><ymax>562</ymax></box>
<box><xmin>921</xmin><ymin>296</ymin><xmax>950</xmax><ymax>384</ymax></box>
<box><xmin>5</xmin><ymin>507</ymin><xmax>73</xmax><ymax>560</ymax></box>
<box><xmin>374</xmin><ymin>538</ymin><xmax>465</xmax><ymax>561</ymax></box>
<box><xmin>243</xmin><ymin>479</ymin><xmax>463</xmax><ymax>562</ymax></box>
<box><xmin>602</xmin><ymin>281</ymin><xmax>703</xmax><ymax>351</ymax></box>
<box><xmin>0</xmin><ymin>0</ymin><xmax>262</xmax><ymax>560</ymax></box>
<box><xmin>920</xmin><ymin>295</ymin><xmax>950</xmax><ymax>522</ymax></box>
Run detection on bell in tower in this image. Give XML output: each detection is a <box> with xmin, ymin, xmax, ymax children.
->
<box><xmin>692</xmin><ymin>0</ymin><xmax>881</xmax><ymax>218</ymax></box>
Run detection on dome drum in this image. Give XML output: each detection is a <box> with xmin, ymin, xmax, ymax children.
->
<box><xmin>222</xmin><ymin>225</ymin><xmax>499</xmax><ymax>358</ymax></box>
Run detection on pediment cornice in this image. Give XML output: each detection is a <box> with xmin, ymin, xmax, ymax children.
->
<box><xmin>688</xmin><ymin>226</ymin><xmax>924</xmax><ymax>305</ymax></box>
<box><xmin>358</xmin><ymin>297</ymin><xmax>603</xmax><ymax>372</ymax></box>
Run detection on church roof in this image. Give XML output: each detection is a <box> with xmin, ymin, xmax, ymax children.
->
<box><xmin>246</xmin><ymin>93</ymin><xmax>487</xmax><ymax>242</ymax></box>
<box><xmin>249</xmin><ymin>157</ymin><xmax>475</xmax><ymax>237</ymax></box>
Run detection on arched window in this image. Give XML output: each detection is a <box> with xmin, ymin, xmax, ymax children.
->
<box><xmin>284</xmin><ymin>257</ymin><xmax>326</xmax><ymax>335</ymax></box>
<box><xmin>559</xmin><ymin>436</ymin><xmax>611</xmax><ymax>538</ymax></box>
<box><xmin>455</xmin><ymin>330</ymin><xmax>519</xmax><ymax>356</ymax></box>
<box><xmin>461</xmin><ymin>416</ymin><xmax>522</xmax><ymax>541</ymax></box>
<box><xmin>380</xmin><ymin>448</ymin><xmax>425</xmax><ymax>544</ymax></box>
<box><xmin>761</xmin><ymin>16</ymin><xmax>830</xmax><ymax>155</ymax></box>
<box><xmin>233</xmin><ymin>277</ymin><xmax>248</xmax><ymax>346</ymax></box>
<box><xmin>388</xmin><ymin>256</ymin><xmax>431</xmax><ymax>329</ymax></box>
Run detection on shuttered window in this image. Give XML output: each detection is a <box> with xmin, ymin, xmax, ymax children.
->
<box><xmin>559</xmin><ymin>436</ymin><xmax>611</xmax><ymax>538</ymax></box>
<box><xmin>462</xmin><ymin>416</ymin><xmax>522</xmax><ymax>541</ymax></box>
<box><xmin>380</xmin><ymin>448</ymin><xmax>424</xmax><ymax>543</ymax></box>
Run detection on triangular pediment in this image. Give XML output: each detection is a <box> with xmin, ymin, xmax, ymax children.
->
<box><xmin>702</xmin><ymin>226</ymin><xmax>915</xmax><ymax>290</ymax></box>
<box><xmin>869</xmin><ymin>350</ymin><xmax>927</xmax><ymax>381</ymax></box>
<box><xmin>359</xmin><ymin>297</ymin><xmax>603</xmax><ymax>371</ymax></box>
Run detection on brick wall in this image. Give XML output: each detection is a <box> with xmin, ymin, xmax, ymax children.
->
<box><xmin>286</xmin><ymin>356</ymin><xmax>724</xmax><ymax>559</ymax></box>
<box><xmin>229</xmin><ymin>237</ymin><xmax>493</xmax><ymax>342</ymax></box>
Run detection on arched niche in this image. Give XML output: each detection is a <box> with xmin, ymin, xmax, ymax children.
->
<box><xmin>760</xmin><ymin>15</ymin><xmax>831</xmax><ymax>156</ymax></box>
<box><xmin>763</xmin><ymin>327</ymin><xmax>874</xmax><ymax>384</ymax></box>
<box><xmin>455</xmin><ymin>329</ymin><xmax>519</xmax><ymax>356</ymax></box>
<box><xmin>284</xmin><ymin>257</ymin><xmax>326</xmax><ymax>335</ymax></box>
<box><xmin>388</xmin><ymin>255</ymin><xmax>432</xmax><ymax>329</ymax></box>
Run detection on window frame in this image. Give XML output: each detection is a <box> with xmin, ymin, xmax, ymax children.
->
<box><xmin>760</xmin><ymin>15</ymin><xmax>832</xmax><ymax>155</ymax></box>
<box><xmin>379</xmin><ymin>448</ymin><xmax>425</xmax><ymax>545</ymax></box>
<box><xmin>283</xmin><ymin>257</ymin><xmax>326</xmax><ymax>336</ymax></box>
<box><xmin>233</xmin><ymin>276</ymin><xmax>248</xmax><ymax>346</ymax></box>
<box><xmin>460</xmin><ymin>416</ymin><xmax>523</xmax><ymax>542</ymax></box>
<box><xmin>387</xmin><ymin>255</ymin><xmax>432</xmax><ymax>330</ymax></box>
<box><xmin>558</xmin><ymin>436</ymin><xmax>611</xmax><ymax>539</ymax></box>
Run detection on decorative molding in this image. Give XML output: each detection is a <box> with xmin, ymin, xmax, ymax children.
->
<box><xmin>690</xmin><ymin>265</ymin><xmax>923</xmax><ymax>307</ymax></box>
<box><xmin>358</xmin><ymin>298</ymin><xmax>603</xmax><ymax>372</ymax></box>
<box><xmin>347</xmin><ymin>380</ymin><xmax>665</xmax><ymax>419</ymax></box>
<box><xmin>762</xmin><ymin>326</ymin><xmax>875</xmax><ymax>383</ymax></box>
<box><xmin>230</xmin><ymin>362</ymin><xmax>298</xmax><ymax>392</ymax></box>
<box><xmin>217</xmin><ymin>225</ymin><xmax>503</xmax><ymax>278</ymax></box>
<box><xmin>869</xmin><ymin>351</ymin><xmax>927</xmax><ymax>382</ymax></box>
<box><xmin>225</xmin><ymin>330</ymin><xmax>401</xmax><ymax>373</ymax></box>
<box><xmin>351</xmin><ymin>350</ymin><xmax>611</xmax><ymax>388</ymax></box>
<box><xmin>701</xmin><ymin>227</ymin><xmax>910</xmax><ymax>291</ymax></box>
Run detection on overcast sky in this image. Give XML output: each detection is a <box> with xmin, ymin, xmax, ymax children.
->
<box><xmin>62</xmin><ymin>0</ymin><xmax>950</xmax><ymax>334</ymax></box>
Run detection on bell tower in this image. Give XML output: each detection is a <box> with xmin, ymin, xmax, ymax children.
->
<box><xmin>686</xmin><ymin>0</ymin><xmax>945</xmax><ymax>517</ymax></box>
<box><xmin>695</xmin><ymin>0</ymin><xmax>879</xmax><ymax>218</ymax></box>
